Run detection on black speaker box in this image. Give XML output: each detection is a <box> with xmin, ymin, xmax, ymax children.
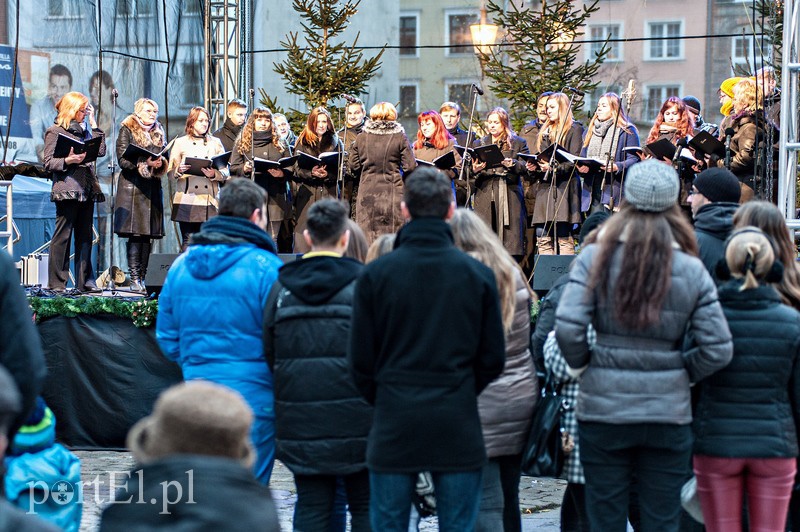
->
<box><xmin>531</xmin><ymin>255</ymin><xmax>575</xmax><ymax>292</ymax></box>
<box><xmin>144</xmin><ymin>253</ymin><xmax>180</xmax><ymax>296</ymax></box>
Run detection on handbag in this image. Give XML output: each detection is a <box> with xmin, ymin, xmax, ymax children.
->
<box><xmin>520</xmin><ymin>371</ymin><xmax>566</xmax><ymax>477</ymax></box>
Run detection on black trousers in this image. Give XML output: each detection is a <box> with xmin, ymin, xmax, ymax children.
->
<box><xmin>49</xmin><ymin>200</ymin><xmax>95</xmax><ymax>290</ymax></box>
<box><xmin>293</xmin><ymin>469</ymin><xmax>370</xmax><ymax>532</ymax></box>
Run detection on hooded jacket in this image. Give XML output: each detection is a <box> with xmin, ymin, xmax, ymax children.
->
<box><xmin>264</xmin><ymin>255</ymin><xmax>372</xmax><ymax>475</ymax></box>
<box><xmin>693</xmin><ymin>202</ymin><xmax>738</xmax><ymax>281</ymax></box>
<box><xmin>156</xmin><ymin>215</ymin><xmax>282</xmax><ymax>416</ymax></box>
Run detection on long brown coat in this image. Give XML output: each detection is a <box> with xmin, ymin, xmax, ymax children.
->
<box><xmin>348</xmin><ymin>119</ymin><xmax>416</xmax><ymax>244</ymax></box>
<box><xmin>532</xmin><ymin>122</ymin><xmax>584</xmax><ymax>226</ymax></box>
<box><xmin>114</xmin><ymin>117</ymin><xmax>167</xmax><ymax>238</ymax></box>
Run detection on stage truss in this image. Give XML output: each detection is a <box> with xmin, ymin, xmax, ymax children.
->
<box><xmin>780</xmin><ymin>0</ymin><xmax>800</xmax><ymax>227</ymax></box>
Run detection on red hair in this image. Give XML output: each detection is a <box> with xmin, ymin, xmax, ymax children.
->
<box><xmin>414</xmin><ymin>111</ymin><xmax>454</xmax><ymax>150</ymax></box>
<box><xmin>646</xmin><ymin>97</ymin><xmax>692</xmax><ymax>144</ymax></box>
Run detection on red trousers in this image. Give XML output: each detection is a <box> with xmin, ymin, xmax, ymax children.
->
<box><xmin>694</xmin><ymin>454</ymin><xmax>796</xmax><ymax>532</ymax></box>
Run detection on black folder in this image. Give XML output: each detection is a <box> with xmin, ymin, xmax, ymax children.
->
<box><xmin>689</xmin><ymin>131</ymin><xmax>726</xmax><ymax>157</ymax></box>
<box><xmin>296</xmin><ymin>151</ymin><xmax>344</xmax><ymax>171</ymax></box>
<box><xmin>253</xmin><ymin>155</ymin><xmax>298</xmax><ymax>173</ymax></box>
<box><xmin>183</xmin><ymin>151</ymin><xmax>232</xmax><ymax>175</ymax></box>
<box><xmin>53</xmin><ymin>134</ymin><xmax>104</xmax><ymax>163</ymax></box>
<box><xmin>122</xmin><ymin>138</ymin><xmax>175</xmax><ymax>162</ymax></box>
<box><xmin>454</xmin><ymin>144</ymin><xmax>505</xmax><ymax>168</ymax></box>
<box><xmin>415</xmin><ymin>150</ymin><xmax>457</xmax><ymax>170</ymax></box>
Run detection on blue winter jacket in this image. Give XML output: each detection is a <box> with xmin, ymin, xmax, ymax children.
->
<box><xmin>156</xmin><ymin>241</ymin><xmax>282</xmax><ymax>417</ymax></box>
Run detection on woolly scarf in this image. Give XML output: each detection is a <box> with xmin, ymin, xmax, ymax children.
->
<box><xmin>189</xmin><ymin>215</ymin><xmax>277</xmax><ymax>254</ymax></box>
<box><xmin>587</xmin><ymin>118</ymin><xmax>619</xmax><ymax>163</ymax></box>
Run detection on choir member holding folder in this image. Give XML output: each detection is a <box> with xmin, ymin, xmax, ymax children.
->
<box><xmin>576</xmin><ymin>93</ymin><xmax>640</xmax><ymax>213</ymax></box>
<box><xmin>168</xmin><ymin>106</ymin><xmax>227</xmax><ymax>251</ymax></box>
<box><xmin>43</xmin><ymin>91</ymin><xmax>106</xmax><ymax>292</ymax></box>
<box><xmin>413</xmin><ymin>110</ymin><xmax>461</xmax><ymax>198</ymax></box>
<box><xmin>470</xmin><ymin>107</ymin><xmax>528</xmax><ymax>259</ymax></box>
<box><xmin>526</xmin><ymin>92</ymin><xmax>584</xmax><ymax>255</ymax></box>
<box><xmin>644</xmin><ymin>97</ymin><xmax>695</xmax><ymax>206</ymax></box>
<box><xmin>115</xmin><ymin>98</ymin><xmax>168</xmax><ymax>291</ymax></box>
<box><xmin>291</xmin><ymin>107</ymin><xmax>343</xmax><ymax>253</ymax></box>
<box><xmin>229</xmin><ymin>106</ymin><xmax>291</xmax><ymax>247</ymax></box>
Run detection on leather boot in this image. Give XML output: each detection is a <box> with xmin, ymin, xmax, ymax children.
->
<box><xmin>536</xmin><ymin>235</ymin><xmax>555</xmax><ymax>255</ymax></box>
<box><xmin>557</xmin><ymin>236</ymin><xmax>576</xmax><ymax>255</ymax></box>
<box><xmin>127</xmin><ymin>241</ymin><xmax>143</xmax><ymax>292</ymax></box>
<box><xmin>139</xmin><ymin>240</ymin><xmax>152</xmax><ymax>289</ymax></box>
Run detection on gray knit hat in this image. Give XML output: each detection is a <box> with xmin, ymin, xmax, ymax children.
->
<box><xmin>624</xmin><ymin>160</ymin><xmax>680</xmax><ymax>212</ymax></box>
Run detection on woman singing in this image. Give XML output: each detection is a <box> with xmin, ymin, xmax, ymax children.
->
<box><xmin>114</xmin><ymin>98</ymin><xmax>167</xmax><ymax>292</ymax></box>
<box><xmin>292</xmin><ymin>107</ymin><xmax>342</xmax><ymax>254</ymax></box>
<box><xmin>645</xmin><ymin>97</ymin><xmax>695</xmax><ymax>205</ymax></box>
<box><xmin>43</xmin><ymin>91</ymin><xmax>106</xmax><ymax>292</ymax></box>
<box><xmin>470</xmin><ymin>107</ymin><xmax>528</xmax><ymax>259</ymax></box>
<box><xmin>168</xmin><ymin>106</ymin><xmax>226</xmax><ymax>251</ymax></box>
<box><xmin>413</xmin><ymin>110</ymin><xmax>461</xmax><ymax>199</ymax></box>
<box><xmin>528</xmin><ymin>92</ymin><xmax>584</xmax><ymax>255</ymax></box>
<box><xmin>229</xmin><ymin>107</ymin><xmax>291</xmax><ymax>249</ymax></box>
<box><xmin>348</xmin><ymin>102</ymin><xmax>416</xmax><ymax>244</ymax></box>
<box><xmin>577</xmin><ymin>93</ymin><xmax>640</xmax><ymax>213</ymax></box>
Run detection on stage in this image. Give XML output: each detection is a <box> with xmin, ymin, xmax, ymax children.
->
<box><xmin>33</xmin><ymin>298</ymin><xmax>183</xmax><ymax>449</ymax></box>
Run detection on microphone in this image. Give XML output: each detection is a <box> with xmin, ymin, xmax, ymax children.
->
<box><xmin>673</xmin><ymin>136</ymin><xmax>688</xmax><ymax>165</ymax></box>
<box><xmin>111</xmin><ymin>88</ymin><xmax>119</xmax><ymax>99</ymax></box>
<box><xmin>471</xmin><ymin>83</ymin><xmax>484</xmax><ymax>96</ymax></box>
<box><xmin>564</xmin><ymin>86</ymin><xmax>585</xmax><ymax>97</ymax></box>
<box><xmin>724</xmin><ymin>127</ymin><xmax>734</xmax><ymax>168</ymax></box>
<box><xmin>341</xmin><ymin>94</ymin><xmax>358</xmax><ymax>103</ymax></box>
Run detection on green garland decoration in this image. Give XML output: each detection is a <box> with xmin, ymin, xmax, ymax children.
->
<box><xmin>28</xmin><ymin>296</ymin><xmax>159</xmax><ymax>328</ymax></box>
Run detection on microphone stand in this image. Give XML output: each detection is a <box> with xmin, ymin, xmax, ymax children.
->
<box><xmin>337</xmin><ymin>104</ymin><xmax>348</xmax><ymax>201</ymax></box>
<box><xmin>248</xmin><ymin>89</ymin><xmax>256</xmax><ymax>182</ymax></box>
<box><xmin>107</xmin><ymin>90</ymin><xmax>119</xmax><ymax>291</ymax></box>
<box><xmin>458</xmin><ymin>84</ymin><xmax>481</xmax><ymax>207</ymax></box>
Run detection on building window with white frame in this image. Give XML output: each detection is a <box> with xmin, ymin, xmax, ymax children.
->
<box><xmin>116</xmin><ymin>0</ymin><xmax>154</xmax><ymax>16</ymax></box>
<box><xmin>588</xmin><ymin>24</ymin><xmax>622</xmax><ymax>61</ymax></box>
<box><xmin>47</xmin><ymin>0</ymin><xmax>81</xmax><ymax>17</ymax></box>
<box><xmin>731</xmin><ymin>34</ymin><xmax>770</xmax><ymax>71</ymax></box>
<box><xmin>646</xmin><ymin>21</ymin><xmax>683</xmax><ymax>60</ymax></box>
<box><xmin>399</xmin><ymin>84</ymin><xmax>418</xmax><ymax>117</ymax></box>
<box><xmin>645</xmin><ymin>85</ymin><xmax>681</xmax><ymax>121</ymax></box>
<box><xmin>400</xmin><ymin>13</ymin><xmax>419</xmax><ymax>57</ymax></box>
<box><xmin>446</xmin><ymin>10</ymin><xmax>479</xmax><ymax>56</ymax></box>
<box><xmin>446</xmin><ymin>82</ymin><xmax>477</xmax><ymax>111</ymax></box>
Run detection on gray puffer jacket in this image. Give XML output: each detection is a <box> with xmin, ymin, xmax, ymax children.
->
<box><xmin>555</xmin><ymin>243</ymin><xmax>733</xmax><ymax>425</ymax></box>
<box><xmin>478</xmin><ymin>271</ymin><xmax>538</xmax><ymax>457</ymax></box>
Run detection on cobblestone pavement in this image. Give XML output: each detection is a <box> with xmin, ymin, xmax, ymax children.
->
<box><xmin>75</xmin><ymin>450</ymin><xmax>566</xmax><ymax>531</ymax></box>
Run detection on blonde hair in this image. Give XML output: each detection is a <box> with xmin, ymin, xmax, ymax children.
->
<box><xmin>725</xmin><ymin>227</ymin><xmax>775</xmax><ymax>290</ymax></box>
<box><xmin>369</xmin><ymin>102</ymin><xmax>398</xmax><ymax>121</ymax></box>
<box><xmin>344</xmin><ymin>219</ymin><xmax>369</xmax><ymax>263</ymax></box>
<box><xmin>448</xmin><ymin>209</ymin><xmax>534</xmax><ymax>333</ymax></box>
<box><xmin>537</xmin><ymin>92</ymin><xmax>575</xmax><ymax>151</ymax></box>
<box><xmin>134</xmin><ymin>98</ymin><xmax>158</xmax><ymax>116</ymax></box>
<box><xmin>54</xmin><ymin>91</ymin><xmax>88</xmax><ymax>129</ymax></box>
<box><xmin>732</xmin><ymin>78</ymin><xmax>763</xmax><ymax>114</ymax></box>
<box><xmin>366</xmin><ymin>233</ymin><xmax>396</xmax><ymax>263</ymax></box>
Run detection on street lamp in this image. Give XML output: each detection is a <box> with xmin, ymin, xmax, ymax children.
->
<box><xmin>470</xmin><ymin>1</ymin><xmax>498</xmax><ymax>61</ymax></box>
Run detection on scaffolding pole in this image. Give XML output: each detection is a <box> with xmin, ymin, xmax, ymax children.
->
<box><xmin>779</xmin><ymin>0</ymin><xmax>800</xmax><ymax>227</ymax></box>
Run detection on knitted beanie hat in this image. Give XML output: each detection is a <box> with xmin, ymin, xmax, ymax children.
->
<box><xmin>10</xmin><ymin>397</ymin><xmax>55</xmax><ymax>456</ymax></box>
<box><xmin>720</xmin><ymin>77</ymin><xmax>744</xmax><ymax>98</ymax></box>
<box><xmin>623</xmin><ymin>160</ymin><xmax>680</xmax><ymax>212</ymax></box>
<box><xmin>694</xmin><ymin>167</ymin><xmax>741</xmax><ymax>203</ymax></box>
<box><xmin>682</xmin><ymin>96</ymin><xmax>701</xmax><ymax>115</ymax></box>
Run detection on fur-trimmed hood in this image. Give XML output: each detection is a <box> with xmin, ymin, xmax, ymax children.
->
<box><xmin>121</xmin><ymin>114</ymin><xmax>166</xmax><ymax>148</ymax></box>
<box><xmin>363</xmin><ymin>119</ymin><xmax>405</xmax><ymax>136</ymax></box>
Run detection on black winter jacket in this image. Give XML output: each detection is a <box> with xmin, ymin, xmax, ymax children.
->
<box><xmin>693</xmin><ymin>202</ymin><xmax>738</xmax><ymax>282</ymax></box>
<box><xmin>264</xmin><ymin>255</ymin><xmax>372</xmax><ymax>476</ymax></box>
<box><xmin>693</xmin><ymin>281</ymin><xmax>800</xmax><ymax>458</ymax></box>
<box><xmin>212</xmin><ymin>118</ymin><xmax>241</xmax><ymax>153</ymax></box>
<box><xmin>348</xmin><ymin>218</ymin><xmax>506</xmax><ymax>472</ymax></box>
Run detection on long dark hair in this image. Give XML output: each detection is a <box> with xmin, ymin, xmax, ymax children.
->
<box><xmin>587</xmin><ymin>203</ymin><xmax>698</xmax><ymax>329</ymax></box>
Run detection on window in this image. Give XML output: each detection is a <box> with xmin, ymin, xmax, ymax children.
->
<box><xmin>645</xmin><ymin>85</ymin><xmax>681</xmax><ymax>121</ymax></box>
<box><xmin>731</xmin><ymin>35</ymin><xmax>770</xmax><ymax>70</ymax></box>
<box><xmin>446</xmin><ymin>10</ymin><xmax>479</xmax><ymax>56</ymax></box>
<box><xmin>399</xmin><ymin>84</ymin><xmax>418</xmax><ymax>117</ymax></box>
<box><xmin>116</xmin><ymin>0</ymin><xmax>154</xmax><ymax>16</ymax></box>
<box><xmin>583</xmin><ymin>84</ymin><xmax>623</xmax><ymax>118</ymax></box>
<box><xmin>47</xmin><ymin>0</ymin><xmax>81</xmax><ymax>17</ymax></box>
<box><xmin>182</xmin><ymin>63</ymin><xmax>202</xmax><ymax>106</ymax></box>
<box><xmin>184</xmin><ymin>0</ymin><xmax>202</xmax><ymax>15</ymax></box>
<box><xmin>588</xmin><ymin>24</ymin><xmax>622</xmax><ymax>61</ymax></box>
<box><xmin>446</xmin><ymin>82</ymin><xmax>477</xmax><ymax>111</ymax></box>
<box><xmin>400</xmin><ymin>13</ymin><xmax>419</xmax><ymax>57</ymax></box>
<box><xmin>646</xmin><ymin>21</ymin><xmax>683</xmax><ymax>60</ymax></box>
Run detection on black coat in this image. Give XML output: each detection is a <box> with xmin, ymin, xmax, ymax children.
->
<box><xmin>212</xmin><ymin>119</ymin><xmax>242</xmax><ymax>153</ymax></box>
<box><xmin>264</xmin><ymin>255</ymin><xmax>372</xmax><ymax>476</ymax></box>
<box><xmin>471</xmin><ymin>134</ymin><xmax>529</xmax><ymax>255</ymax></box>
<box><xmin>114</xmin><ymin>121</ymin><xmax>167</xmax><ymax>238</ymax></box>
<box><xmin>99</xmin><ymin>455</ymin><xmax>280</xmax><ymax>531</ymax></box>
<box><xmin>693</xmin><ymin>282</ymin><xmax>800</xmax><ymax>458</ymax></box>
<box><xmin>693</xmin><ymin>202</ymin><xmax>738</xmax><ymax>282</ymax></box>
<box><xmin>229</xmin><ymin>133</ymin><xmax>291</xmax><ymax>222</ymax></box>
<box><xmin>532</xmin><ymin>122</ymin><xmax>584</xmax><ymax>225</ymax></box>
<box><xmin>348</xmin><ymin>218</ymin><xmax>506</xmax><ymax>472</ymax></box>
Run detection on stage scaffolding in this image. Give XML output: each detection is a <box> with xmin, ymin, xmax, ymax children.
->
<box><xmin>780</xmin><ymin>0</ymin><xmax>800</xmax><ymax>227</ymax></box>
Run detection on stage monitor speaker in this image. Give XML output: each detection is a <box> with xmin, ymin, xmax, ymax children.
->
<box><xmin>144</xmin><ymin>253</ymin><xmax>180</xmax><ymax>296</ymax></box>
<box><xmin>531</xmin><ymin>255</ymin><xmax>575</xmax><ymax>292</ymax></box>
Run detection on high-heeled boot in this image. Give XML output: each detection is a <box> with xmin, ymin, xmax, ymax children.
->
<box><xmin>127</xmin><ymin>241</ymin><xmax>143</xmax><ymax>292</ymax></box>
<box><xmin>139</xmin><ymin>240</ymin><xmax>152</xmax><ymax>290</ymax></box>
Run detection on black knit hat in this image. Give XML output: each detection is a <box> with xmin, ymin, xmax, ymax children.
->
<box><xmin>682</xmin><ymin>96</ymin><xmax>701</xmax><ymax>115</ymax></box>
<box><xmin>579</xmin><ymin>211</ymin><xmax>610</xmax><ymax>244</ymax></box>
<box><xmin>693</xmin><ymin>167</ymin><xmax>741</xmax><ymax>203</ymax></box>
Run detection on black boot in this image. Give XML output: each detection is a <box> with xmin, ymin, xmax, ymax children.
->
<box><xmin>127</xmin><ymin>241</ymin><xmax>143</xmax><ymax>292</ymax></box>
<box><xmin>139</xmin><ymin>240</ymin><xmax>152</xmax><ymax>291</ymax></box>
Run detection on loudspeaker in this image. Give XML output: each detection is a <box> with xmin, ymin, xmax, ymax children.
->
<box><xmin>145</xmin><ymin>253</ymin><xmax>180</xmax><ymax>296</ymax></box>
<box><xmin>531</xmin><ymin>255</ymin><xmax>575</xmax><ymax>292</ymax></box>
<box><xmin>21</xmin><ymin>253</ymin><xmax>49</xmax><ymax>287</ymax></box>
